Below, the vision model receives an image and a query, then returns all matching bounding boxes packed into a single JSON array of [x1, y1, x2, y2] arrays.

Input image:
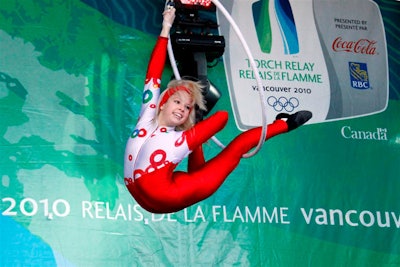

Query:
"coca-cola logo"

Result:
[[332, 37, 377, 55]]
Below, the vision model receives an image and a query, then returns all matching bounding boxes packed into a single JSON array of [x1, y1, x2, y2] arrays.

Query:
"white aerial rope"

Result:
[[166, 0, 268, 158]]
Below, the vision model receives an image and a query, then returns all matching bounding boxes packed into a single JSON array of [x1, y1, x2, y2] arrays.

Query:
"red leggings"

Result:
[[127, 111, 288, 213]]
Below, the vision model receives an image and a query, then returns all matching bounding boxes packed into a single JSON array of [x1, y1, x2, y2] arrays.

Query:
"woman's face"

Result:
[[158, 91, 193, 128]]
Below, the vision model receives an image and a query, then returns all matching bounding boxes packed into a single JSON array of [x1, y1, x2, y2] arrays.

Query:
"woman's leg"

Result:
[[186, 111, 312, 194], [131, 111, 311, 213], [185, 110, 229, 150], [131, 119, 288, 213], [171, 119, 290, 203]]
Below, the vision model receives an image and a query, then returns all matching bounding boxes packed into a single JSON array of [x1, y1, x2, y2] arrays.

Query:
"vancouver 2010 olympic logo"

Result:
[[267, 96, 299, 112]]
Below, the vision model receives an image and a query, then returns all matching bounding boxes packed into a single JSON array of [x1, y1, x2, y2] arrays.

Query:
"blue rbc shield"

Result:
[[349, 62, 370, 90]]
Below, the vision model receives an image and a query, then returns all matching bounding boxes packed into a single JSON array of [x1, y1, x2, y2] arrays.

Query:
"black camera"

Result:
[[170, 0, 225, 62]]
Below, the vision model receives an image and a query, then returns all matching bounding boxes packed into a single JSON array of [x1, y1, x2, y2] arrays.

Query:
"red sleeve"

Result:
[[146, 37, 169, 80], [188, 145, 206, 173]]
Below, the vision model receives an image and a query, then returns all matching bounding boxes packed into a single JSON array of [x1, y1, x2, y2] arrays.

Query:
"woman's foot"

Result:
[[276, 111, 312, 131]]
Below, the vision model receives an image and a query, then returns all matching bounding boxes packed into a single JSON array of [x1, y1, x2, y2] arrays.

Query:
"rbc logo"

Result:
[[349, 62, 370, 89]]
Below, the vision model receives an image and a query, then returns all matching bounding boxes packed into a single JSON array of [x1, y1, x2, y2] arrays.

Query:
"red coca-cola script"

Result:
[[332, 37, 377, 55]]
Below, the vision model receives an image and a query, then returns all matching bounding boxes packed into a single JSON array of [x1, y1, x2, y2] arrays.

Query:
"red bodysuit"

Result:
[[124, 37, 289, 213]]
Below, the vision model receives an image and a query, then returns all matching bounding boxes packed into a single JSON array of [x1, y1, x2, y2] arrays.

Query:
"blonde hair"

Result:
[[157, 78, 207, 131]]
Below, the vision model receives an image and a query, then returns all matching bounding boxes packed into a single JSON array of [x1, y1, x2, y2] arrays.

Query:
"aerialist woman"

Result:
[[124, 7, 312, 214]]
